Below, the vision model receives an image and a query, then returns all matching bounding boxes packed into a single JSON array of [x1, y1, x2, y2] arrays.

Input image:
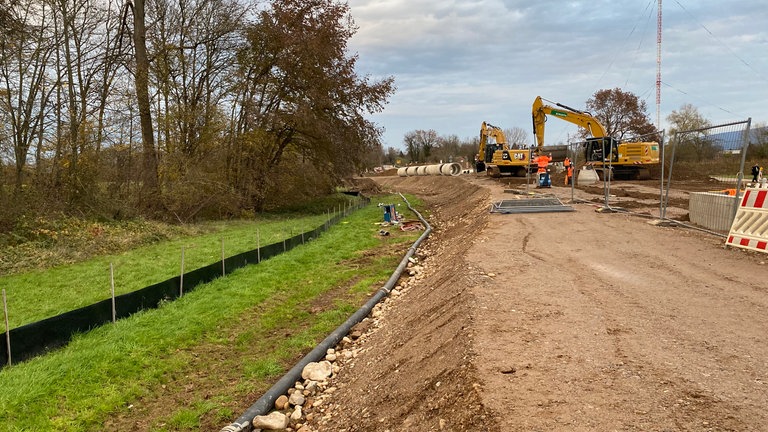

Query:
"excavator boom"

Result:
[[532, 96, 606, 151], [531, 95, 659, 180]]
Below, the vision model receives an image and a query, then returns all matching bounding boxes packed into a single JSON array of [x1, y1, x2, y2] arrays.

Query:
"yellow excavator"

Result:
[[532, 96, 659, 180], [475, 121, 532, 177]]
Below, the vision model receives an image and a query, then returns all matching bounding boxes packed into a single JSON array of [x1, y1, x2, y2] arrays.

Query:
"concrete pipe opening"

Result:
[[440, 163, 462, 176], [397, 167, 408, 177]]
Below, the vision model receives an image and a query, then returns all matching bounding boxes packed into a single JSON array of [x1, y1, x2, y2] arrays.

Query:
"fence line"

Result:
[[662, 119, 752, 231], [567, 120, 755, 236], [0, 197, 369, 368]]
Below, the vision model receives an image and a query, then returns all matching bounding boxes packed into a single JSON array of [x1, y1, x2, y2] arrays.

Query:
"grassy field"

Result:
[[0, 193, 423, 431], [0, 197, 358, 330]]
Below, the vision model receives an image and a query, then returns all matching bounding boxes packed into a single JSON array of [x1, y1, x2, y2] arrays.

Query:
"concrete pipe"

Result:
[[416, 165, 428, 176], [397, 167, 408, 177], [440, 163, 462, 176], [405, 166, 419, 176], [425, 164, 443, 176]]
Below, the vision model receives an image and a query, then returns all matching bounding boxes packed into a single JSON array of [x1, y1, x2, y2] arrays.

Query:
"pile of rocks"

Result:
[[250, 251, 432, 431]]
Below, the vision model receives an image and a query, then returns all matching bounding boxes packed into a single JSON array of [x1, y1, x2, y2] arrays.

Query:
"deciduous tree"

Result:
[[666, 104, 718, 162], [231, 0, 394, 210], [585, 88, 657, 140], [503, 126, 528, 147]]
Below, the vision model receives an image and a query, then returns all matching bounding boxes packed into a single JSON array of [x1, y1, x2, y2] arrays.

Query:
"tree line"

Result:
[[0, 0, 394, 229], [383, 88, 768, 167]]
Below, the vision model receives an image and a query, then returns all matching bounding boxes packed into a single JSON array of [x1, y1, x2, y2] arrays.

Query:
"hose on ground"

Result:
[[219, 192, 431, 432]]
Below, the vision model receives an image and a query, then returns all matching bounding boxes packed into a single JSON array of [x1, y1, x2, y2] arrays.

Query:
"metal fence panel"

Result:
[[663, 119, 752, 233]]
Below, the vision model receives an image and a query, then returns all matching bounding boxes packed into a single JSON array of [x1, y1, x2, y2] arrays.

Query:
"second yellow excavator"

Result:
[[532, 96, 659, 180], [475, 121, 532, 177]]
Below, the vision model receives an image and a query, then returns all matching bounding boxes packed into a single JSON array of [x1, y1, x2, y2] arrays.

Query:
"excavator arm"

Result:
[[531, 96, 607, 151], [480, 121, 507, 148], [531, 95, 660, 180], [477, 121, 507, 170]]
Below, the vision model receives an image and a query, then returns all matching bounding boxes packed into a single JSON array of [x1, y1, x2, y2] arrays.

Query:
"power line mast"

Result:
[[656, 0, 662, 129]]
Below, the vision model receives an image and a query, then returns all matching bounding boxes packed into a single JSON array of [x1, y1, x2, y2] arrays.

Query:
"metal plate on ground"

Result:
[[491, 197, 574, 214]]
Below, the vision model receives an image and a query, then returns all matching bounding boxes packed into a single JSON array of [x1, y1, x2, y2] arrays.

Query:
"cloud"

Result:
[[346, 1, 768, 148]]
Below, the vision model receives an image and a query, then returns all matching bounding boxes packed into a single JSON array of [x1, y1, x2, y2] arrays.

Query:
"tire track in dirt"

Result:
[[304, 175, 768, 432]]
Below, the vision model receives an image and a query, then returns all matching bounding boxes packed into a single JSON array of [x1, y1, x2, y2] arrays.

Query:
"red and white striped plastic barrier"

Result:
[[726, 188, 768, 254]]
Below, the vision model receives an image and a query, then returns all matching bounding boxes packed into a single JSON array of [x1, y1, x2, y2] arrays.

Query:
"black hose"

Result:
[[220, 193, 431, 432]]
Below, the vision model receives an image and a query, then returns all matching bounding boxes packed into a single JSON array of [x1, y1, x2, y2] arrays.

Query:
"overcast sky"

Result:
[[345, 0, 768, 150]]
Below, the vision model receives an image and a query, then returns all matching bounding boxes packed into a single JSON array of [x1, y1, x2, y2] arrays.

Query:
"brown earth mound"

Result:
[[306, 176, 500, 431], [303, 174, 768, 431]]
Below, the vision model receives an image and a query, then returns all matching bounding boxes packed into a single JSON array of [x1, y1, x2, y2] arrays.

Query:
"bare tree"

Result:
[[403, 131, 421, 163], [666, 103, 717, 162], [124, 0, 159, 208], [503, 126, 529, 147], [0, 0, 54, 195]]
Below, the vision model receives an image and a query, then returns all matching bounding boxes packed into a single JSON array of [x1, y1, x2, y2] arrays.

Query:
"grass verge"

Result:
[[0, 207, 349, 330], [0, 194, 424, 432]]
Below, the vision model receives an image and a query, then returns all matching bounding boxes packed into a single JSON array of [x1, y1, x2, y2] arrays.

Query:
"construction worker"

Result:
[[563, 157, 572, 186], [535, 153, 552, 187]]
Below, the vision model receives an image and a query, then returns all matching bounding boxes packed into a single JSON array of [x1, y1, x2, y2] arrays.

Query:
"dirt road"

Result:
[[310, 175, 768, 431]]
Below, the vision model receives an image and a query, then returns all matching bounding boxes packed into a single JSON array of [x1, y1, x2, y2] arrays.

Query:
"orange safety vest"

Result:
[[536, 155, 551, 173]]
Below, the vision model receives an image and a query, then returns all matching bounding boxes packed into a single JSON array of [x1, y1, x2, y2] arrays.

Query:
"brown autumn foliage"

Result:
[[0, 0, 394, 232]]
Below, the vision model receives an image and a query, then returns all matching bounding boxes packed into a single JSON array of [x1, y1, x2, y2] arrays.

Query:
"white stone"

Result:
[[301, 361, 333, 381], [291, 406, 303, 421], [252, 412, 289, 430], [289, 391, 306, 406]]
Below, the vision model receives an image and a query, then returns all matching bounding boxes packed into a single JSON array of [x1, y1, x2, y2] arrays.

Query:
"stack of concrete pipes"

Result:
[[396, 163, 462, 177]]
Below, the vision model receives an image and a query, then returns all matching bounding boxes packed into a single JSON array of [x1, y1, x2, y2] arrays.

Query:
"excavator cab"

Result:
[[484, 143, 503, 163], [583, 137, 619, 163]]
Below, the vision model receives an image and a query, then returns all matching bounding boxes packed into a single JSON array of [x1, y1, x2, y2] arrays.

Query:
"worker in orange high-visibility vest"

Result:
[[564, 157, 572, 185], [535, 153, 551, 173], [534, 153, 552, 187]]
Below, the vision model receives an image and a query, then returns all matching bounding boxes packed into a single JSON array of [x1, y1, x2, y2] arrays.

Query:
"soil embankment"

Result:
[[308, 175, 768, 431]]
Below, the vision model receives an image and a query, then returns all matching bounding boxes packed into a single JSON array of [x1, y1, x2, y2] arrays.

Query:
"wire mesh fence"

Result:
[[0, 197, 370, 367], [564, 119, 756, 236], [662, 119, 752, 232]]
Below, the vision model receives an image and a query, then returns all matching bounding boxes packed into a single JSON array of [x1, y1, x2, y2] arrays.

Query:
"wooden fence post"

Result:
[[110, 263, 116, 323], [3, 289, 10, 366], [180, 246, 185, 297]]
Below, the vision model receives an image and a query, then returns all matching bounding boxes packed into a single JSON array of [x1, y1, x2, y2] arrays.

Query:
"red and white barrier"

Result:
[[726, 188, 768, 254]]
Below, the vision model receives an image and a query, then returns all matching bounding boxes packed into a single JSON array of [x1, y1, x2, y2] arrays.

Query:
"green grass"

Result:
[[0, 211, 348, 330], [0, 194, 422, 432]]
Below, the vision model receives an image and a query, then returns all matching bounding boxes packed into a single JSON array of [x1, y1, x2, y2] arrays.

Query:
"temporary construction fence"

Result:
[[0, 197, 369, 368], [567, 119, 755, 236], [661, 119, 753, 231]]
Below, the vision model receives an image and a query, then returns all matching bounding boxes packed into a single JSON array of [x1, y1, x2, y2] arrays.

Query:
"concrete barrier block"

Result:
[[689, 192, 737, 232]]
